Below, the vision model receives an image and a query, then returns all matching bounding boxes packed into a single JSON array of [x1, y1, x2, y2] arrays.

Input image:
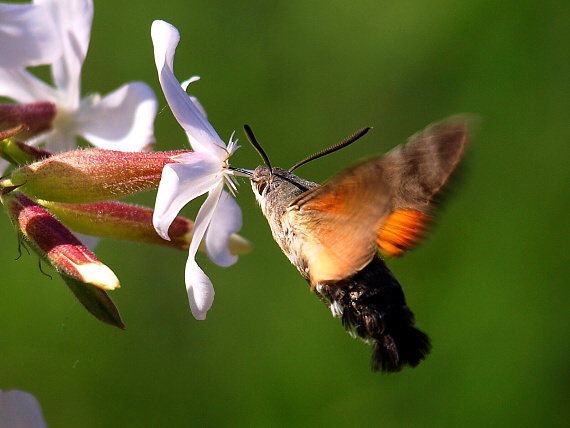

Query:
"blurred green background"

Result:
[[1, 0, 568, 426]]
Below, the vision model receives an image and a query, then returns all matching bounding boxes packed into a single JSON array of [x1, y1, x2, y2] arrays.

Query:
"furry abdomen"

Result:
[[316, 256, 431, 372]]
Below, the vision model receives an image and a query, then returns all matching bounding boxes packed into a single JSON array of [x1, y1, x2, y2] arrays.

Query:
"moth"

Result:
[[241, 116, 470, 372]]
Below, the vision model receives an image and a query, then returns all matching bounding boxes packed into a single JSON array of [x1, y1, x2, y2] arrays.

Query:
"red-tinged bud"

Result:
[[5, 149, 191, 203], [1, 190, 119, 291], [0, 102, 56, 140], [39, 200, 253, 255], [42, 200, 192, 249]]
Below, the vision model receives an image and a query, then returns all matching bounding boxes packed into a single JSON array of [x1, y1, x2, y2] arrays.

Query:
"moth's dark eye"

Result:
[[257, 181, 267, 195]]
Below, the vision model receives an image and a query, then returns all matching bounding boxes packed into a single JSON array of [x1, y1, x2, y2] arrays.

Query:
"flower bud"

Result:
[[39, 200, 253, 254], [5, 149, 191, 203], [1, 190, 119, 291], [0, 102, 56, 139]]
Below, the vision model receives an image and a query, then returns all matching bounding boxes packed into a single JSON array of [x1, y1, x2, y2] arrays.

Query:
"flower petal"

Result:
[[75, 82, 157, 151], [188, 182, 224, 259], [183, 182, 224, 319], [41, 128, 76, 153], [188, 96, 208, 119], [181, 75, 200, 91], [49, 0, 93, 107], [0, 1, 61, 68], [153, 154, 221, 240], [185, 258, 215, 320], [205, 190, 242, 267], [151, 20, 227, 158], [0, 389, 48, 428], [0, 68, 58, 103]]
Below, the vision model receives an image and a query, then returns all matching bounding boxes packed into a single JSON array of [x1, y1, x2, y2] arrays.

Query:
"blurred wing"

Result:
[[288, 115, 471, 284], [375, 209, 431, 257], [287, 158, 392, 284], [376, 115, 470, 256]]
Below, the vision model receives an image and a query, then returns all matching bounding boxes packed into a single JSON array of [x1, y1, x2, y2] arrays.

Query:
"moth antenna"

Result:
[[244, 124, 272, 172], [289, 127, 371, 173]]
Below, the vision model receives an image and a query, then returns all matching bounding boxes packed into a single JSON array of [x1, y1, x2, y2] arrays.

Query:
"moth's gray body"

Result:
[[251, 166, 318, 281]]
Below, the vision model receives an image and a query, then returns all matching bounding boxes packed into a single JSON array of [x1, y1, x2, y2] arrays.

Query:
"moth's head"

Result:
[[244, 124, 370, 210], [251, 165, 271, 201], [251, 166, 299, 203]]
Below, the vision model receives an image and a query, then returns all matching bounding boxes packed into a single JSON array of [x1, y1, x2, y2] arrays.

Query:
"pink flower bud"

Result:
[[43, 200, 192, 249], [39, 200, 253, 254], [0, 102, 56, 140], [1, 190, 119, 291], [6, 149, 191, 203]]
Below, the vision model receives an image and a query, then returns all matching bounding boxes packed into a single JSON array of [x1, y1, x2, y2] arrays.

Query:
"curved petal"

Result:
[[181, 77, 209, 118], [184, 182, 224, 319], [205, 190, 242, 267], [150, 20, 227, 158], [189, 182, 224, 259], [153, 154, 221, 240], [0, 2, 61, 68], [49, 0, 93, 107], [0, 68, 58, 103], [181, 75, 200, 91], [75, 81, 157, 151], [185, 258, 215, 320]]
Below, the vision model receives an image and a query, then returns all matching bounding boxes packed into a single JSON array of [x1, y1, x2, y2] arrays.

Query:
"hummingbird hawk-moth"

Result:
[[242, 116, 470, 372]]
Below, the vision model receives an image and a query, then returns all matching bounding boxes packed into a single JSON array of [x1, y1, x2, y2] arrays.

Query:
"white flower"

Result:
[[0, 389, 48, 428], [151, 20, 245, 320], [0, 0, 60, 68], [0, 0, 158, 173]]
